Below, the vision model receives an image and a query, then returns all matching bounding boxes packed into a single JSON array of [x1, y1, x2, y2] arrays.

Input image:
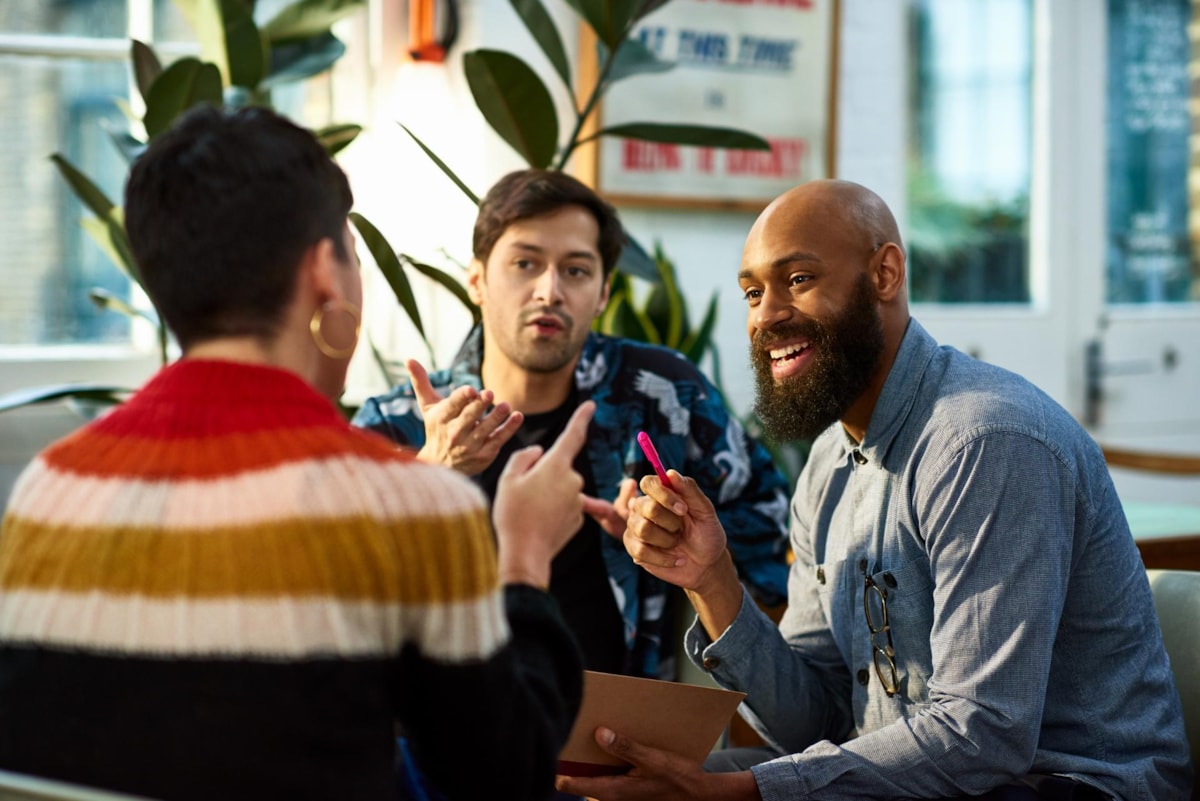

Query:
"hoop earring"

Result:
[[309, 299, 361, 360]]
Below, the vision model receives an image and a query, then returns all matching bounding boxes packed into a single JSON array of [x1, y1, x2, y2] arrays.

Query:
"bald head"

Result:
[[739, 180, 911, 442], [750, 179, 903, 259]]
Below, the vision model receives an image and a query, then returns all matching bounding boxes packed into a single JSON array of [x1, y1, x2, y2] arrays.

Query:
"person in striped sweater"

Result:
[[0, 105, 588, 801]]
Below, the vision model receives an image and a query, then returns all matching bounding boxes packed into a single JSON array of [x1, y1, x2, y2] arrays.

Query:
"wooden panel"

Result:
[[1137, 536, 1200, 572]]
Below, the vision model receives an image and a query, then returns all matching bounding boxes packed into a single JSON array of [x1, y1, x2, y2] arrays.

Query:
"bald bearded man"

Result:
[[557, 180, 1193, 801]]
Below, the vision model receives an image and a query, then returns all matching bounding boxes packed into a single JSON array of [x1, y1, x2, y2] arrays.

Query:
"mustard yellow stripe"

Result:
[[0, 510, 500, 603]]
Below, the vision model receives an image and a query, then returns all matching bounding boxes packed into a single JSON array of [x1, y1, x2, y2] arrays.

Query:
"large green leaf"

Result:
[[221, 0, 267, 88], [51, 155, 142, 282], [80, 216, 139, 283], [604, 270, 632, 305], [680, 292, 719, 364], [88, 287, 158, 327], [563, 0, 643, 51], [398, 124, 479, 206], [174, 0, 265, 88], [143, 58, 223, 139], [349, 212, 431, 350], [598, 287, 659, 344], [589, 122, 771, 150], [315, 123, 361, 156], [634, 0, 672, 22], [464, 49, 559, 169], [508, 0, 572, 92], [131, 40, 163, 103], [402, 255, 481, 325], [600, 37, 674, 85], [644, 243, 686, 347], [50, 153, 115, 219], [263, 0, 364, 44], [615, 229, 659, 281], [173, 0, 224, 73], [114, 96, 139, 124], [100, 120, 146, 164], [262, 31, 346, 87]]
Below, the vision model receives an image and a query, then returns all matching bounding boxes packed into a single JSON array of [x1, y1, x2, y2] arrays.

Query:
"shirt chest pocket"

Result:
[[866, 556, 935, 700]]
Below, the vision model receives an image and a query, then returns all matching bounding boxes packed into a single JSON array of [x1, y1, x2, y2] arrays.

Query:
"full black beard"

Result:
[[751, 273, 885, 443]]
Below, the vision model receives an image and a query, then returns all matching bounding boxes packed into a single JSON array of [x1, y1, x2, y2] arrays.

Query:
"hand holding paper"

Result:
[[555, 671, 750, 800]]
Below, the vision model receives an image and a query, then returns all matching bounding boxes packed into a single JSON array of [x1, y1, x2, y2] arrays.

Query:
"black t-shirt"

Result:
[[478, 391, 628, 674]]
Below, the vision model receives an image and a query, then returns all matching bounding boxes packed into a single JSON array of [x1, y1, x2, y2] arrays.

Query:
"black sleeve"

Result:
[[396, 585, 584, 801]]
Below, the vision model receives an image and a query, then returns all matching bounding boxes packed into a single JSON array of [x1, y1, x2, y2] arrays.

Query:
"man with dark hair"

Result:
[[355, 168, 791, 679], [557, 180, 1193, 801]]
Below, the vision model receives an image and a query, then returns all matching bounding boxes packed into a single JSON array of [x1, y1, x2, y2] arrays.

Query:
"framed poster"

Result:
[[578, 0, 839, 211]]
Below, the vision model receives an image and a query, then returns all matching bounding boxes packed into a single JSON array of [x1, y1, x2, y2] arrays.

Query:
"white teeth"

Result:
[[769, 343, 809, 360]]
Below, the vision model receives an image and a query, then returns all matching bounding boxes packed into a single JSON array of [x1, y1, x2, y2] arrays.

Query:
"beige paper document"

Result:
[[557, 670, 747, 776]]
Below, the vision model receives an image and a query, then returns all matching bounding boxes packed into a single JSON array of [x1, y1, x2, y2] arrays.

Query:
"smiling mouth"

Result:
[[769, 341, 811, 367]]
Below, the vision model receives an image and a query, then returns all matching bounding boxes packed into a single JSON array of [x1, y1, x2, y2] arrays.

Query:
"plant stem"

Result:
[[555, 27, 633, 171]]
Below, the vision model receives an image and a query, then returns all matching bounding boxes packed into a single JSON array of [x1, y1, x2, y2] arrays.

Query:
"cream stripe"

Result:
[[0, 589, 510, 661], [9, 455, 487, 530]]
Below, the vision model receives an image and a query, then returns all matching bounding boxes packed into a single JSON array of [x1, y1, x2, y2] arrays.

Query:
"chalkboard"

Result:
[[1106, 0, 1193, 303]]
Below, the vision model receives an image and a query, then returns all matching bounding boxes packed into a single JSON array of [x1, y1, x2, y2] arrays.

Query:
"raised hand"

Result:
[[493, 401, 595, 589], [623, 471, 729, 592], [408, 358, 524, 475]]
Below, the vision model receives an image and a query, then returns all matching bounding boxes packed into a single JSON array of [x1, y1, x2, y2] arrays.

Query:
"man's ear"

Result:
[[874, 242, 907, 302], [466, 258, 485, 306], [595, 271, 613, 318]]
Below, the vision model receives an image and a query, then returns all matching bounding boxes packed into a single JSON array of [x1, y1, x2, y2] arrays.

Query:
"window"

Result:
[[906, 0, 1033, 304], [0, 0, 192, 348], [1106, 0, 1196, 304]]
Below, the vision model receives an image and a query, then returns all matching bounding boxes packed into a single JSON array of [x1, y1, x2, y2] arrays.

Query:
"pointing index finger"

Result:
[[406, 359, 443, 409], [543, 400, 595, 465]]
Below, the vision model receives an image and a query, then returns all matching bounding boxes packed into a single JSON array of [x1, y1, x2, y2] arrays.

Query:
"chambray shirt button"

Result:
[[702, 657, 720, 671], [852, 449, 868, 465], [883, 572, 897, 588], [856, 668, 870, 686], [816, 567, 825, 584]]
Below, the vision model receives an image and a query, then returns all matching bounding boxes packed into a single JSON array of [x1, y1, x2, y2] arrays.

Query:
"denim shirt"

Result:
[[354, 326, 791, 678], [687, 319, 1192, 800]]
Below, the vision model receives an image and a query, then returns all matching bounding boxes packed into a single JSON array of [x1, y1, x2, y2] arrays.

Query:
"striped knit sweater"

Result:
[[0, 359, 582, 801]]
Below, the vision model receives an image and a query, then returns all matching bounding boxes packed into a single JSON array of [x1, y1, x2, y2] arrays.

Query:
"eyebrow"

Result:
[[509, 242, 599, 262], [738, 251, 821, 281]]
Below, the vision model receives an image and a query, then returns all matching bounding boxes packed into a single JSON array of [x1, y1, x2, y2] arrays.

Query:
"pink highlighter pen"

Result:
[[636, 431, 675, 491]]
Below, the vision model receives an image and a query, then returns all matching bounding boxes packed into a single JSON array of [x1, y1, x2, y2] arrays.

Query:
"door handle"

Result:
[[1083, 339, 1178, 427]]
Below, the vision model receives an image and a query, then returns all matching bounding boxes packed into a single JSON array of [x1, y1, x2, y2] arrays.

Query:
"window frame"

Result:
[[0, 1, 198, 373]]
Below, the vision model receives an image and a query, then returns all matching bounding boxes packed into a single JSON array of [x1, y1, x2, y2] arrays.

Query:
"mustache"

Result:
[[752, 320, 823, 350], [519, 307, 573, 328]]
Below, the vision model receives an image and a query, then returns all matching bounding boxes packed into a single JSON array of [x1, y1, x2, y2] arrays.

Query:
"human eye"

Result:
[[741, 286, 762, 305], [788, 273, 813, 290], [564, 263, 594, 280]]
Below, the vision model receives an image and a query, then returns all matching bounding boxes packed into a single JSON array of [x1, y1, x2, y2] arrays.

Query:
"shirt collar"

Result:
[[838, 317, 938, 465]]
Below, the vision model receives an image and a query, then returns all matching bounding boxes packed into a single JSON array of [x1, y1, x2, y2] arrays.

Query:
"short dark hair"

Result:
[[124, 104, 353, 349], [472, 169, 624, 277]]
